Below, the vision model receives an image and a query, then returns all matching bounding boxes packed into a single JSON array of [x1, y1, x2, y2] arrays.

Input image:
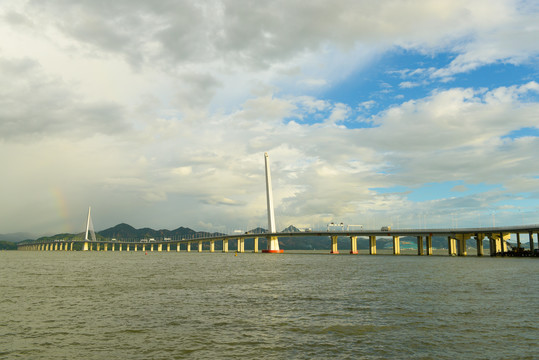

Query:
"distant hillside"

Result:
[[0, 241, 18, 250], [97, 223, 222, 241]]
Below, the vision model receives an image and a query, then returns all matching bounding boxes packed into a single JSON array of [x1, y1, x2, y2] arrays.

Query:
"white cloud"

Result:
[[399, 81, 420, 89], [1, 0, 538, 235]]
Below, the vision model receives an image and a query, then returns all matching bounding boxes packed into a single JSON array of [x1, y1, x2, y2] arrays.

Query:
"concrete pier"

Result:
[[198, 241, 202, 252], [222, 239, 228, 253], [238, 238, 245, 253], [350, 236, 358, 254], [187, 242, 191, 252], [476, 234, 484, 256], [210, 240, 215, 252], [426, 235, 432, 255], [448, 237, 456, 256], [254, 237, 258, 253], [330, 235, 339, 254], [392, 236, 400, 255], [369, 236, 377, 255], [417, 236, 424, 256]]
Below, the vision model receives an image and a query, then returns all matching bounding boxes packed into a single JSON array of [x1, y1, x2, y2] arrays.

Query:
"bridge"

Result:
[[17, 153, 539, 256], [17, 224, 539, 256]]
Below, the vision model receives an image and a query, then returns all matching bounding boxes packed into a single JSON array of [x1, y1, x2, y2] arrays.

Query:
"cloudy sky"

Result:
[[1, 0, 538, 236]]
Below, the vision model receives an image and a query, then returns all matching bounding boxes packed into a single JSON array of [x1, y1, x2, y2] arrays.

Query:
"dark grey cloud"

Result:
[[24, 0, 495, 71]]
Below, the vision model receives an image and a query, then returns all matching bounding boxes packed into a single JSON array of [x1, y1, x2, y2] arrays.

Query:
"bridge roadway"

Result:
[[18, 224, 539, 256]]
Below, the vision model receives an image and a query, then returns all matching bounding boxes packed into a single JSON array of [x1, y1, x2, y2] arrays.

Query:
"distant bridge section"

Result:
[[18, 224, 539, 257]]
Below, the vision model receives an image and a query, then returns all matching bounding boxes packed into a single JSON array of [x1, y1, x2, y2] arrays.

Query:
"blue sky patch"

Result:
[[502, 127, 539, 139]]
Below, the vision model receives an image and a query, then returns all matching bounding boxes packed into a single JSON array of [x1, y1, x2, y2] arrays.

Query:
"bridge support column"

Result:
[[126, 243, 130, 252], [58, 243, 63, 251], [83, 242, 89, 251], [112, 243, 115, 251], [458, 238, 466, 256], [187, 242, 191, 252], [488, 236, 498, 256], [167, 243, 170, 252], [104, 243, 108, 251], [369, 236, 376, 254], [176, 243, 180, 252], [330, 235, 339, 254], [455, 235, 468, 256], [54, 243, 58, 251], [238, 238, 245, 253], [198, 241, 202, 252], [96, 243, 101, 251], [350, 236, 358, 254], [134, 244, 137, 252], [426, 235, 433, 255], [516, 233, 521, 251], [501, 232, 508, 254], [118, 243, 122, 252], [158, 243, 162, 252], [529, 232, 535, 252], [448, 237, 456, 256], [417, 236, 424, 256], [263, 236, 283, 253], [222, 239, 228, 253], [210, 240, 215, 253], [393, 236, 400, 255], [254, 237, 258, 253], [476, 234, 484, 256]]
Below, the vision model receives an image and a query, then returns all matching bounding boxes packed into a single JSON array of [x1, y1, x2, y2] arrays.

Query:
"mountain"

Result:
[[97, 223, 221, 241], [281, 225, 301, 233]]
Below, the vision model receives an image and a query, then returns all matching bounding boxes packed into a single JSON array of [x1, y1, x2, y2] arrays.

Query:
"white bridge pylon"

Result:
[[84, 206, 97, 242], [263, 152, 283, 253]]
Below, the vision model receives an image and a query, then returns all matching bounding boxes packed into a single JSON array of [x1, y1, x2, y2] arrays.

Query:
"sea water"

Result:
[[0, 251, 537, 359]]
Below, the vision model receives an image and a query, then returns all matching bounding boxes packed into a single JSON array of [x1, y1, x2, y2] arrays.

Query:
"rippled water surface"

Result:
[[1, 251, 537, 359]]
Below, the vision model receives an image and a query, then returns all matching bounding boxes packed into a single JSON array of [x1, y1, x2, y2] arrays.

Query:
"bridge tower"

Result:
[[262, 152, 283, 253], [82, 206, 96, 251]]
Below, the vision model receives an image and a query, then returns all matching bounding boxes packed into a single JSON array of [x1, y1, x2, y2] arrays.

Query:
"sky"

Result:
[[1, 0, 538, 236]]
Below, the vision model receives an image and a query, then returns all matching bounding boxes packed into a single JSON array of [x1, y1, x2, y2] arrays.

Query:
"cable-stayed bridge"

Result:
[[18, 153, 539, 257]]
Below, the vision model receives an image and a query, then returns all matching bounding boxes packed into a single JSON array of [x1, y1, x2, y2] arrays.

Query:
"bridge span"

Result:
[[18, 225, 539, 257], [15, 154, 539, 256]]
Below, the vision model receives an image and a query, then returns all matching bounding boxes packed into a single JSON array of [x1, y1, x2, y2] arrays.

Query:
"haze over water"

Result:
[[1, 251, 537, 359]]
